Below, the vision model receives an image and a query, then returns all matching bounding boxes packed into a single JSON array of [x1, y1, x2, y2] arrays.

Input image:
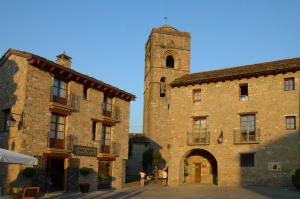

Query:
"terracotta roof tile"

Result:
[[171, 57, 300, 87]]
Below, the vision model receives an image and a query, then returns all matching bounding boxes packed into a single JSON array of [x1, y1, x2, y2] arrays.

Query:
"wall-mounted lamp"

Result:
[[7, 112, 24, 129]]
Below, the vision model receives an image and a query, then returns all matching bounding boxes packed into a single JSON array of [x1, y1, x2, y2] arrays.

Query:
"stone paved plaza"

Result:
[[96, 184, 299, 199]]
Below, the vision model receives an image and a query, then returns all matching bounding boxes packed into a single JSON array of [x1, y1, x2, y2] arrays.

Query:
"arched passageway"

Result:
[[182, 149, 218, 185]]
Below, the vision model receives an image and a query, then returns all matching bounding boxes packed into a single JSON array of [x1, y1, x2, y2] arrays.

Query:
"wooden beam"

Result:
[[50, 66, 55, 72]]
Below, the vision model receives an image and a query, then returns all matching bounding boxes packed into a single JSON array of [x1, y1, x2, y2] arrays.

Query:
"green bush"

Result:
[[80, 167, 92, 176], [292, 167, 300, 189], [23, 167, 36, 178], [294, 168, 300, 178]]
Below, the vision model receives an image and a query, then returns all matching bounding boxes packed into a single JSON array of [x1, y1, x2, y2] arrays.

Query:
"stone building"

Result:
[[126, 133, 150, 177], [0, 49, 135, 193], [143, 25, 300, 186]]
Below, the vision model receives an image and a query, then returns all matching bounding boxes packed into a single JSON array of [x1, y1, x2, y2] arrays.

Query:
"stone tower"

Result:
[[143, 25, 191, 162]]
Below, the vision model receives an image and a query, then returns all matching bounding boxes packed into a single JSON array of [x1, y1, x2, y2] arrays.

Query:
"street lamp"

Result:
[[7, 112, 24, 129]]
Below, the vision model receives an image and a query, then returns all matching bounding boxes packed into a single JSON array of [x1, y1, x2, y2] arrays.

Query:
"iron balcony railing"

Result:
[[48, 132, 65, 149], [99, 141, 120, 156], [233, 128, 260, 144], [187, 131, 210, 145], [101, 103, 121, 121], [50, 86, 69, 106]]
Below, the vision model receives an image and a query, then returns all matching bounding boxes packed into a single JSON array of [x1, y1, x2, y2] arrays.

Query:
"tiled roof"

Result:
[[0, 49, 135, 101], [171, 57, 300, 87]]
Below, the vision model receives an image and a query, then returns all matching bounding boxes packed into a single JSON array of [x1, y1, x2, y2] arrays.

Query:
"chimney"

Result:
[[56, 51, 72, 68]]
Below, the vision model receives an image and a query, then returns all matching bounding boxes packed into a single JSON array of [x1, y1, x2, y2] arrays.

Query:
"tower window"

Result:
[[166, 55, 174, 68], [160, 77, 166, 97], [239, 84, 248, 101]]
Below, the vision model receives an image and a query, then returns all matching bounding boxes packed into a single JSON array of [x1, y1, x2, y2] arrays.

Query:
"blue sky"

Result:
[[1, 0, 300, 133]]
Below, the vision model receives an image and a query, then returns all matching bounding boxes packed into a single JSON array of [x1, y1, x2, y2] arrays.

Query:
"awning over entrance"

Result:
[[0, 148, 38, 165]]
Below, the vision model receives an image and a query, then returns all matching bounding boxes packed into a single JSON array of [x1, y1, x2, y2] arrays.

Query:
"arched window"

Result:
[[166, 55, 174, 68], [160, 77, 166, 97]]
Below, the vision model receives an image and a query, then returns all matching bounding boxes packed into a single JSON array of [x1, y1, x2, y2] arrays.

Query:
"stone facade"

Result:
[[126, 134, 150, 177], [0, 49, 135, 194], [143, 25, 300, 187]]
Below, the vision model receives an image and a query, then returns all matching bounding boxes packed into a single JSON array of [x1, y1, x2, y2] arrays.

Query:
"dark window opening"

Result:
[[1, 109, 11, 132], [286, 116, 296, 130], [240, 84, 248, 101], [284, 78, 295, 91], [92, 121, 97, 140], [103, 95, 112, 117], [166, 55, 174, 68], [50, 113, 65, 149], [100, 125, 111, 153], [160, 77, 166, 97], [83, 86, 88, 100], [240, 153, 255, 167]]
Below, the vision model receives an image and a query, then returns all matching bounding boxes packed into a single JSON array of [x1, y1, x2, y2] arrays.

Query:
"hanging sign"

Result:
[[73, 145, 97, 157]]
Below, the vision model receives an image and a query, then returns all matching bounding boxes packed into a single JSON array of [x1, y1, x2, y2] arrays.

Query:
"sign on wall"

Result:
[[73, 145, 97, 157]]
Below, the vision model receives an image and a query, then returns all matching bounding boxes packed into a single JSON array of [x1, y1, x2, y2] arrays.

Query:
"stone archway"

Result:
[[181, 149, 218, 185]]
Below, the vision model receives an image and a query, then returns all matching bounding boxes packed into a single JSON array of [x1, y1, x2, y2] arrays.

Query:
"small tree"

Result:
[[142, 148, 153, 172], [292, 167, 300, 189], [152, 150, 165, 168]]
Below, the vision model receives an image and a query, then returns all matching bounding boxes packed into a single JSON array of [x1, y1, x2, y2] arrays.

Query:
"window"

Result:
[[166, 55, 174, 68], [101, 125, 111, 146], [286, 116, 296, 130], [53, 78, 67, 98], [284, 78, 295, 91], [92, 121, 97, 140], [160, 77, 166, 97], [52, 78, 68, 105], [83, 86, 88, 100], [193, 89, 201, 105], [50, 113, 65, 149], [103, 95, 112, 117], [1, 109, 11, 132], [239, 84, 248, 101], [240, 114, 256, 141], [240, 153, 255, 167], [193, 117, 207, 142]]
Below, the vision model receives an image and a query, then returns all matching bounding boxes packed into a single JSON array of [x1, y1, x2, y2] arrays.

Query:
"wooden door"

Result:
[[195, 163, 201, 183]]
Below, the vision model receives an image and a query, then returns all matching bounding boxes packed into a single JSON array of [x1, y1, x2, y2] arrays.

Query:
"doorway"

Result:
[[47, 157, 65, 191], [98, 161, 112, 189], [195, 163, 201, 183], [182, 149, 218, 185]]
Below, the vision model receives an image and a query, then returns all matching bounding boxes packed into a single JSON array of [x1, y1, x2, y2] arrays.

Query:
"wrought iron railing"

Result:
[[99, 141, 120, 156], [50, 86, 69, 105], [233, 128, 260, 144], [187, 131, 210, 145], [101, 103, 121, 121], [49, 137, 65, 149]]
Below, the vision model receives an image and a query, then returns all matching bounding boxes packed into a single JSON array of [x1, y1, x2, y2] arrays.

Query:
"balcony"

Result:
[[99, 141, 120, 157], [233, 128, 260, 144], [49, 138, 65, 149], [49, 86, 73, 115], [100, 103, 121, 124], [50, 86, 69, 105], [187, 131, 210, 145]]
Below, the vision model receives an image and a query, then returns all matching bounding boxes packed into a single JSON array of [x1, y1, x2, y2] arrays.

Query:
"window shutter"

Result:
[[71, 93, 80, 111]]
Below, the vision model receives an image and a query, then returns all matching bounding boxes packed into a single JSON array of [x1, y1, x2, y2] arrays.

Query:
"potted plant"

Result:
[[79, 167, 92, 193], [292, 167, 300, 189]]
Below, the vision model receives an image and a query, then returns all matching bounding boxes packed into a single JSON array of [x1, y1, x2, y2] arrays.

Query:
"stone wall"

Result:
[[0, 54, 131, 193], [168, 72, 300, 186], [143, 26, 191, 164]]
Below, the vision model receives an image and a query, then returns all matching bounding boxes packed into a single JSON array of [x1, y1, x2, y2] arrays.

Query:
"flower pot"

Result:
[[79, 183, 90, 193]]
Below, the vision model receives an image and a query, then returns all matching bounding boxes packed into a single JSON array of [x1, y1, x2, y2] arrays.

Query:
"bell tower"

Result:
[[143, 25, 191, 160]]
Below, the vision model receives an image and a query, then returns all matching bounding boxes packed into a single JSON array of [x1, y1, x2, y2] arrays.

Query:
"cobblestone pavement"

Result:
[[99, 184, 300, 199]]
